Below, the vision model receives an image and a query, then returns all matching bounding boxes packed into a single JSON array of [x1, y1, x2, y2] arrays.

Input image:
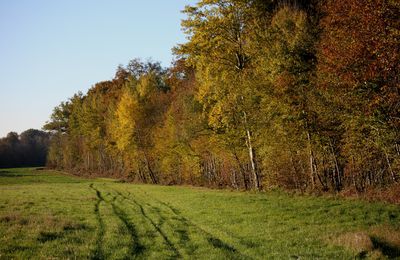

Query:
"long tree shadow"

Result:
[[89, 183, 105, 260], [371, 236, 400, 258], [127, 191, 195, 255], [110, 201, 145, 256], [115, 188, 253, 259], [137, 190, 252, 260], [0, 171, 35, 177], [90, 184, 145, 259], [111, 189, 181, 258]]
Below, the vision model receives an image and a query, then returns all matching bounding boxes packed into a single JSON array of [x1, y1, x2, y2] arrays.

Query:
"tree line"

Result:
[[0, 130, 50, 168], [44, 0, 399, 192]]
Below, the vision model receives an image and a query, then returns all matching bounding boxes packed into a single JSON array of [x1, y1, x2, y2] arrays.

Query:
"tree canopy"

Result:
[[44, 0, 399, 192]]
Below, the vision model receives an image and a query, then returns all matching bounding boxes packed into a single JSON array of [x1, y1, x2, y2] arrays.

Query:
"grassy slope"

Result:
[[0, 168, 399, 259]]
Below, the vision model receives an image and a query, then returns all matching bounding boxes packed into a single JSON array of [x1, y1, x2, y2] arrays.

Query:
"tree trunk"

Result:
[[246, 127, 259, 190], [233, 152, 248, 190], [231, 170, 238, 189], [242, 110, 260, 190], [329, 140, 342, 191], [289, 153, 300, 190], [143, 151, 157, 184], [306, 131, 316, 190], [384, 150, 396, 182]]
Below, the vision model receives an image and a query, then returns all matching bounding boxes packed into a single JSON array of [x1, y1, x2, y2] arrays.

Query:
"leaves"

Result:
[[44, 0, 399, 191]]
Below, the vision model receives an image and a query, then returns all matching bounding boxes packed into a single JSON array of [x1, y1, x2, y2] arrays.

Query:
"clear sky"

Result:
[[0, 0, 197, 137]]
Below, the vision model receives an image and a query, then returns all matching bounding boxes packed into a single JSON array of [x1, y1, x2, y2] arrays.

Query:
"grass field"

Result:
[[0, 168, 399, 259]]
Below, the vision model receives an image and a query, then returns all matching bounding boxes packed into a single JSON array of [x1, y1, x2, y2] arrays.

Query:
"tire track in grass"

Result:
[[89, 183, 105, 260], [134, 187, 252, 260], [90, 184, 145, 258], [110, 188, 182, 258]]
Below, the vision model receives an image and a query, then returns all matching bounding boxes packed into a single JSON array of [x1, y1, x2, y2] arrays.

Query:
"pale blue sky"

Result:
[[0, 0, 196, 137]]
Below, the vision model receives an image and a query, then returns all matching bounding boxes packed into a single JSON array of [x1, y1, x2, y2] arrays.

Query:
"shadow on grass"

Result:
[[90, 184, 146, 258], [140, 193, 252, 259], [5, 245, 32, 254], [112, 189, 180, 258], [0, 170, 45, 178], [371, 236, 400, 258], [37, 222, 88, 243], [0, 171, 30, 177], [111, 202, 146, 256], [37, 231, 62, 243], [164, 203, 249, 259], [207, 237, 237, 252], [63, 222, 88, 232], [90, 183, 106, 260]]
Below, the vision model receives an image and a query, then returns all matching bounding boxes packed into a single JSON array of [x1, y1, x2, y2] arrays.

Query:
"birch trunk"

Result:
[[243, 110, 260, 190], [384, 150, 396, 182]]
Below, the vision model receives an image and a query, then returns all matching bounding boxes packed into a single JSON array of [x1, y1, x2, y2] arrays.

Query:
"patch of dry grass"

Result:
[[331, 232, 374, 257], [329, 225, 400, 258]]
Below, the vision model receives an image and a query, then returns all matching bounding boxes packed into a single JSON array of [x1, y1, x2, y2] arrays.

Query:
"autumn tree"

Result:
[[44, 0, 398, 194], [176, 0, 270, 189], [317, 0, 400, 190]]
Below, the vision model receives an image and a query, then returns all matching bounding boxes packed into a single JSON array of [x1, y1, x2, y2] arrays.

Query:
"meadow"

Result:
[[0, 168, 399, 259]]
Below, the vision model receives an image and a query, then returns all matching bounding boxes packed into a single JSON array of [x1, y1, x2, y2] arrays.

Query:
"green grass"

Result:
[[0, 168, 399, 259]]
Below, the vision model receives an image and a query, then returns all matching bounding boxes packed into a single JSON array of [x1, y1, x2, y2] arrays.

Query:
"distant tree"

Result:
[[0, 130, 50, 168]]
